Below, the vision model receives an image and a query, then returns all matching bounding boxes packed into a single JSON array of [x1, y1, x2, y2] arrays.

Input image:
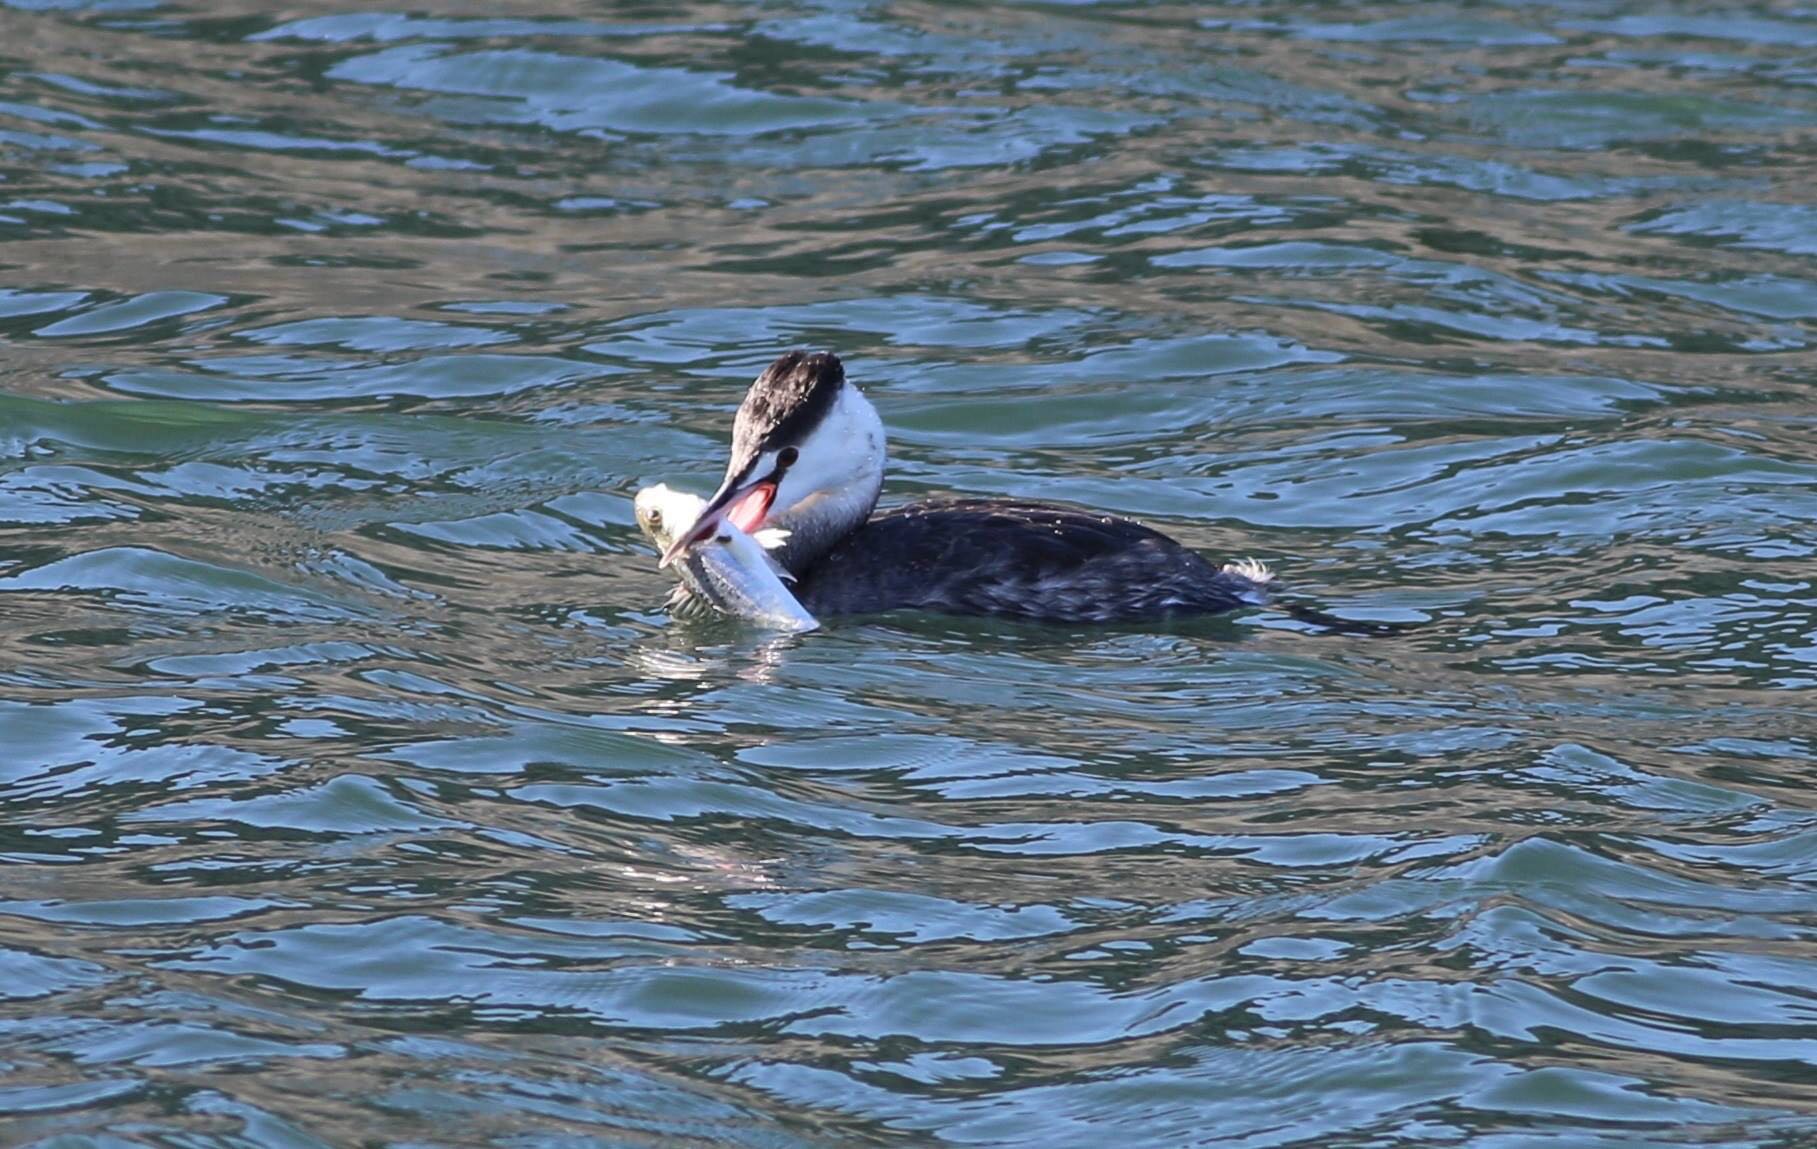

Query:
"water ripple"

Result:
[[2, 1, 1815, 1146]]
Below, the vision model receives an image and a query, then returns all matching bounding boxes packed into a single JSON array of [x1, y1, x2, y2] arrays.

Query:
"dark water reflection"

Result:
[[2, 1, 1816, 1145]]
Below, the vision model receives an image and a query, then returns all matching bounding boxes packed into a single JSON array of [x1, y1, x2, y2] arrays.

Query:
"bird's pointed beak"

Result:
[[657, 475, 777, 568]]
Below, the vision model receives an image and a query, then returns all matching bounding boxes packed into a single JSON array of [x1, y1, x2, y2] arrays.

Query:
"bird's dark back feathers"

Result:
[[794, 499, 1262, 623]]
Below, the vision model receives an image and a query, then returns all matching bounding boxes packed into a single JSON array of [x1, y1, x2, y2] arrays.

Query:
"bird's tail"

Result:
[[1219, 558, 1275, 606], [1222, 558, 1419, 636]]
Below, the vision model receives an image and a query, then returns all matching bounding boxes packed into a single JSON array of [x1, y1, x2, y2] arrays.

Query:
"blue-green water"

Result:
[[3, 2, 1815, 1145]]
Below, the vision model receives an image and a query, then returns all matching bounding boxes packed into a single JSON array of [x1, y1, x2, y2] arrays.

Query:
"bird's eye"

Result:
[[777, 446, 799, 468]]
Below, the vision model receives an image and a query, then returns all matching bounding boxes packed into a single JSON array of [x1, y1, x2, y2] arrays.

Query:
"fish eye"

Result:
[[777, 446, 799, 468], [646, 507, 661, 524]]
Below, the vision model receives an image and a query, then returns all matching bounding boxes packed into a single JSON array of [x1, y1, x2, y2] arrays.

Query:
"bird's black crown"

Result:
[[732, 350, 846, 458]]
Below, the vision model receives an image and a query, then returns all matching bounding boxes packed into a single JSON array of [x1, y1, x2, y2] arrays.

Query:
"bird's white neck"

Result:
[[764, 384, 886, 574]]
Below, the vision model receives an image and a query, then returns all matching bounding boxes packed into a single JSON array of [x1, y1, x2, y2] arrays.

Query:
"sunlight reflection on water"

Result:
[[1, 1, 1815, 1145]]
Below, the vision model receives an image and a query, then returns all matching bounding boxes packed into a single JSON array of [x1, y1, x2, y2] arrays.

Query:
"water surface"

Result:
[[2, 2, 1815, 1146]]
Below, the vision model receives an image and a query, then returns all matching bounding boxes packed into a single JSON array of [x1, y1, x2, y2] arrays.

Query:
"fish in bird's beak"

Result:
[[657, 466, 777, 568]]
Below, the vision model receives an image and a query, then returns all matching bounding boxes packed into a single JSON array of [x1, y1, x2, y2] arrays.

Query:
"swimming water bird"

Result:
[[662, 350, 1274, 624]]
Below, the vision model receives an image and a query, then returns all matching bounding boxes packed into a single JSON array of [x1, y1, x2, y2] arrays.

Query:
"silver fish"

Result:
[[634, 483, 818, 633]]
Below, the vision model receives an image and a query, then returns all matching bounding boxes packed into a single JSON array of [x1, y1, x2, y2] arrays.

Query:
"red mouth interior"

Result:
[[725, 481, 776, 534]]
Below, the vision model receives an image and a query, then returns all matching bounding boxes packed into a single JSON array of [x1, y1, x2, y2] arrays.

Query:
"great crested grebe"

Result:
[[661, 350, 1272, 624]]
